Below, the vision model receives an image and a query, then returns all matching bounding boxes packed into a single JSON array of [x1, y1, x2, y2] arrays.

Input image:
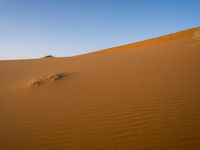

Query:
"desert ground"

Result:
[[0, 27, 200, 150]]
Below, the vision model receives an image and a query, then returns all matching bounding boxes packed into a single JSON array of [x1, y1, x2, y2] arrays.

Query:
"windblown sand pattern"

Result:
[[0, 27, 200, 150]]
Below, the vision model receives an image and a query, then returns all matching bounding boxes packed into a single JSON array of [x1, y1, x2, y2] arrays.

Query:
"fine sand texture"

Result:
[[0, 27, 200, 150]]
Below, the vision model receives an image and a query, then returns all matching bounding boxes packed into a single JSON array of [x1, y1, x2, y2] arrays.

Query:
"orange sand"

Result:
[[0, 27, 200, 150]]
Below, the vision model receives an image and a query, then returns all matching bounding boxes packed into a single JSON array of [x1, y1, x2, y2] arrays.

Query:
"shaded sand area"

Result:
[[0, 27, 200, 150]]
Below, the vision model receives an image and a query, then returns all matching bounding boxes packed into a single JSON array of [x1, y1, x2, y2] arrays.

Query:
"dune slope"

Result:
[[0, 27, 200, 150]]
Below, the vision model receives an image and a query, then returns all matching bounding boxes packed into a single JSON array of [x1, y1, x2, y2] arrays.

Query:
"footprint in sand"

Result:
[[31, 72, 70, 87]]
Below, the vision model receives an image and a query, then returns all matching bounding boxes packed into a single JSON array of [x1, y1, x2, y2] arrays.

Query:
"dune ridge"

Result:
[[0, 27, 200, 150], [92, 26, 200, 54]]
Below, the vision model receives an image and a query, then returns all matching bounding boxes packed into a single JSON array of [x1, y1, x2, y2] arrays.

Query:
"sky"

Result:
[[0, 0, 199, 60]]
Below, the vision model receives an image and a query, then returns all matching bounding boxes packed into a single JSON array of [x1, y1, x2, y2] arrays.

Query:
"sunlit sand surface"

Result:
[[0, 27, 200, 150]]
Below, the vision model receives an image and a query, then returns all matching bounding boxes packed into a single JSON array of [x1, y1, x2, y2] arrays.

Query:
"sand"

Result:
[[0, 27, 200, 150]]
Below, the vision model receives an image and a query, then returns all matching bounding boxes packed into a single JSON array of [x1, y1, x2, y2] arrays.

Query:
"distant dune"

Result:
[[0, 27, 200, 150]]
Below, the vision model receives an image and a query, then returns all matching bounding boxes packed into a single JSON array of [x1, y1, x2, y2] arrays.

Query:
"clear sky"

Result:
[[0, 0, 199, 60]]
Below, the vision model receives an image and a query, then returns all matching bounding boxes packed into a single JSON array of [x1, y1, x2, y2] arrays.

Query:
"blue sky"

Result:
[[0, 0, 199, 59]]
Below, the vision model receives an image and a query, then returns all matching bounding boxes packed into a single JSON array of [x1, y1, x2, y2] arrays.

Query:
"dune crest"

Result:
[[92, 27, 200, 54]]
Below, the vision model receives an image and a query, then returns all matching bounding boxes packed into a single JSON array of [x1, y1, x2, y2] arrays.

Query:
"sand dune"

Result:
[[0, 27, 200, 150]]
